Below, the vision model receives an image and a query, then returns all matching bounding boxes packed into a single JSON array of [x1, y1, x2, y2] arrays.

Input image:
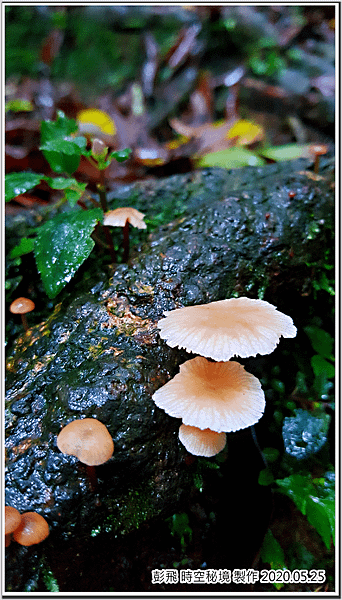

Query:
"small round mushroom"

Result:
[[13, 512, 49, 546], [57, 418, 114, 491], [179, 424, 226, 457], [5, 506, 22, 547], [9, 297, 35, 332], [157, 297, 296, 362], [152, 356, 265, 433], [103, 207, 147, 262]]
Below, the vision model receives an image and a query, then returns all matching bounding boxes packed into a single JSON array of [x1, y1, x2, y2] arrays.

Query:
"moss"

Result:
[[306, 221, 321, 241], [91, 478, 156, 537]]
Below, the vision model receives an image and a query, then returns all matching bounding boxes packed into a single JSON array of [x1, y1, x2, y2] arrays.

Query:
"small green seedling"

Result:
[[167, 512, 192, 550], [6, 111, 132, 299]]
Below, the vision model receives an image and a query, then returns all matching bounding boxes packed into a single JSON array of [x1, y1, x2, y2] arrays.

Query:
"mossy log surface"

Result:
[[5, 160, 334, 590]]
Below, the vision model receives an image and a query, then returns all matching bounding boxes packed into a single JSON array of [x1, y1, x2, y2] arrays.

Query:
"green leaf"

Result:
[[44, 177, 87, 207], [262, 447, 280, 463], [72, 136, 88, 150], [5, 172, 44, 202], [261, 529, 287, 569], [167, 513, 192, 548], [306, 496, 334, 549], [276, 472, 335, 548], [320, 498, 335, 544], [271, 378, 285, 394], [40, 137, 87, 174], [40, 110, 78, 144], [34, 208, 103, 298], [41, 149, 81, 175], [9, 237, 35, 258], [259, 144, 312, 162], [64, 183, 87, 207], [45, 176, 79, 190], [197, 147, 265, 169], [276, 474, 313, 514], [5, 99, 34, 112], [110, 148, 132, 163], [304, 326, 334, 359], [41, 137, 86, 155], [313, 272, 335, 296], [260, 529, 286, 588], [40, 112, 87, 174], [258, 468, 274, 486], [311, 355, 335, 379]]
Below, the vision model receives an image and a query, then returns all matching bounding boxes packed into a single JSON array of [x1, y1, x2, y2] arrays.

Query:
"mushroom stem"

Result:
[[21, 314, 29, 332], [122, 219, 130, 262], [86, 465, 98, 492], [310, 144, 328, 175]]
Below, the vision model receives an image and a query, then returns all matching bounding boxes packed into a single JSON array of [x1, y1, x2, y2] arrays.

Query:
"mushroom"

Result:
[[9, 297, 35, 332], [103, 207, 147, 262], [309, 144, 328, 174], [5, 506, 22, 547], [157, 297, 296, 362], [179, 424, 226, 457], [152, 356, 265, 433], [57, 418, 114, 491], [13, 512, 49, 546]]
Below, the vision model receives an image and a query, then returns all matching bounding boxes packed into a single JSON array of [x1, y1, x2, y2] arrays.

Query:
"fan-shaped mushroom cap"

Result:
[[158, 297, 296, 361], [5, 506, 22, 535], [152, 356, 265, 433], [179, 424, 226, 457], [103, 207, 147, 229], [13, 512, 49, 546], [9, 297, 35, 315], [57, 418, 114, 466]]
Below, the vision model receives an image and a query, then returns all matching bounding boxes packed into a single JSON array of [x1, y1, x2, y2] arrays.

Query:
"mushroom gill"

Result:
[[152, 356, 265, 433], [179, 424, 227, 457], [157, 297, 297, 362]]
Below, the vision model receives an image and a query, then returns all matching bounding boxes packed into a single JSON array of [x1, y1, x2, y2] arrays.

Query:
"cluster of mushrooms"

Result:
[[5, 506, 49, 547], [152, 297, 297, 457], [7, 295, 296, 547]]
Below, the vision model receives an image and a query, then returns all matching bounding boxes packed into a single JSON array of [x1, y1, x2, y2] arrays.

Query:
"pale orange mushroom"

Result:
[[309, 144, 328, 174], [57, 418, 114, 491], [152, 356, 265, 433], [13, 512, 49, 546], [157, 297, 296, 362], [103, 207, 146, 229], [103, 207, 146, 262], [57, 418, 114, 466], [179, 424, 226, 457], [5, 506, 22, 547], [9, 297, 35, 332]]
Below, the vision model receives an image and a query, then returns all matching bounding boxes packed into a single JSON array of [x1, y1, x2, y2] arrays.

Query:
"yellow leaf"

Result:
[[226, 119, 264, 145], [166, 135, 190, 150], [77, 108, 116, 136]]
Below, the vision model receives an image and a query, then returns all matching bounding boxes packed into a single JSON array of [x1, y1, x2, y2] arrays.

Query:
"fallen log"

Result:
[[5, 160, 334, 590]]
